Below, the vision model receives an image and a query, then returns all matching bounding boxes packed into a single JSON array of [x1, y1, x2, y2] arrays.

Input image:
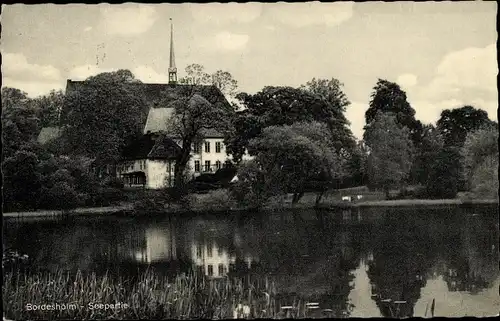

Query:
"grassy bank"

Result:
[[2, 269, 337, 320]]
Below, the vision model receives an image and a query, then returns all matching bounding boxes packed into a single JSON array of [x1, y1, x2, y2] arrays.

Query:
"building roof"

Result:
[[37, 126, 62, 144], [63, 80, 230, 139], [121, 133, 181, 161], [144, 107, 175, 134]]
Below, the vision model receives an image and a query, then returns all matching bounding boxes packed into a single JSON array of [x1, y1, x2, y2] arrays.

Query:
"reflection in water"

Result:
[[4, 205, 499, 317]]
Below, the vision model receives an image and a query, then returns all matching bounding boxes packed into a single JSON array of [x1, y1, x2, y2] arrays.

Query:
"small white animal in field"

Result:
[[341, 196, 352, 202], [357, 195, 363, 200]]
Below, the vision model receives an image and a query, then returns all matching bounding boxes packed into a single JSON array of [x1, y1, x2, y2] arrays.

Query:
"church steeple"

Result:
[[168, 18, 177, 84]]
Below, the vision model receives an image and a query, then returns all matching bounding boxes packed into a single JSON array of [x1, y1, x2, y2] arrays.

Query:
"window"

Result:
[[193, 143, 201, 154], [215, 142, 222, 153], [196, 245, 202, 258], [207, 243, 213, 257], [207, 265, 213, 276], [217, 245, 223, 256], [215, 161, 221, 170], [218, 264, 224, 276], [204, 141, 211, 153], [194, 160, 200, 172], [205, 160, 211, 172]]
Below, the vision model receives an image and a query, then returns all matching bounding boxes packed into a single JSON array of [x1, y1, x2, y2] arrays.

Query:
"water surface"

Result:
[[4, 205, 499, 317]]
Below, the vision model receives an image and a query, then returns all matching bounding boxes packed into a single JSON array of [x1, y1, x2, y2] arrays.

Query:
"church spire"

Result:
[[168, 18, 177, 84]]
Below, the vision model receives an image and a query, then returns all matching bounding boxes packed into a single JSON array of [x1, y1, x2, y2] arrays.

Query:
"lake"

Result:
[[3, 205, 499, 318]]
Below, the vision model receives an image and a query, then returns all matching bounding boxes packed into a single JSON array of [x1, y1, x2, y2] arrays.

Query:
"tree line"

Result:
[[2, 65, 498, 212]]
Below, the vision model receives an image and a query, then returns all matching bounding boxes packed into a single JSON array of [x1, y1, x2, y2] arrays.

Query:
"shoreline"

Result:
[[3, 198, 497, 220]]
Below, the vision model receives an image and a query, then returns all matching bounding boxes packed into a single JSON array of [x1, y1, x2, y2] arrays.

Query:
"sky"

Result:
[[1, 2, 497, 139]]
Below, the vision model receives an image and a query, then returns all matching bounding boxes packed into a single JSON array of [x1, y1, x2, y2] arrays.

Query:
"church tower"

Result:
[[168, 18, 177, 84]]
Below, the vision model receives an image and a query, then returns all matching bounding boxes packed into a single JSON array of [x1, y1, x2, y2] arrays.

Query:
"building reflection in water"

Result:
[[118, 220, 177, 265]]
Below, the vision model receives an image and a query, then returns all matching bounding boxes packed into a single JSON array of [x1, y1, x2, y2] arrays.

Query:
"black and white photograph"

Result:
[[1, 1, 499, 319]]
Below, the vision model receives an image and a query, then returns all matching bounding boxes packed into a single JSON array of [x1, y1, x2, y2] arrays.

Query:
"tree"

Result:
[[179, 64, 239, 99], [437, 106, 493, 148], [461, 127, 499, 199], [160, 90, 233, 188], [31, 89, 65, 128], [226, 85, 355, 162], [365, 79, 422, 145], [249, 121, 346, 205], [1, 87, 40, 160], [211, 70, 238, 99], [62, 70, 148, 167], [410, 124, 444, 186], [363, 112, 413, 199], [300, 77, 356, 151], [426, 146, 462, 199], [2, 150, 42, 211]]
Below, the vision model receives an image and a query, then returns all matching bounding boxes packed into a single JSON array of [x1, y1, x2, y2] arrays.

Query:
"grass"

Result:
[[2, 269, 339, 320]]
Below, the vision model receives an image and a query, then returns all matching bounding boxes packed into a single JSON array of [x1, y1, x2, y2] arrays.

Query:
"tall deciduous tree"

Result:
[[1, 87, 40, 160], [249, 121, 346, 205], [437, 106, 493, 148], [160, 90, 233, 188], [426, 146, 462, 199], [411, 124, 444, 186], [226, 84, 355, 162], [62, 70, 148, 166], [363, 112, 413, 199], [461, 126, 499, 199], [365, 79, 422, 145]]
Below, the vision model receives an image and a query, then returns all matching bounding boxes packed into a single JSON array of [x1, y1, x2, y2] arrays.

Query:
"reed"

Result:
[[3, 269, 325, 320]]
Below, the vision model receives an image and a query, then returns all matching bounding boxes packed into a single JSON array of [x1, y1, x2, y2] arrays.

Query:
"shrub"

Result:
[[193, 189, 236, 212], [102, 176, 125, 189], [89, 187, 125, 207], [38, 182, 82, 210]]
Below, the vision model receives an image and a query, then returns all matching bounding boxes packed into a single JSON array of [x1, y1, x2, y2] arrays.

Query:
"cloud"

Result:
[[397, 73, 418, 89], [2, 53, 63, 97], [3, 53, 61, 82], [405, 43, 498, 125], [68, 64, 115, 80], [214, 31, 249, 51], [268, 1, 354, 27], [420, 44, 497, 101], [189, 3, 262, 24], [132, 66, 168, 83], [83, 26, 93, 32], [100, 4, 157, 36], [2, 77, 64, 98]]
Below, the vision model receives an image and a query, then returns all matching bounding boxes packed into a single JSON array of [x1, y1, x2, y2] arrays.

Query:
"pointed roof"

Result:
[[169, 19, 176, 72], [121, 133, 181, 161]]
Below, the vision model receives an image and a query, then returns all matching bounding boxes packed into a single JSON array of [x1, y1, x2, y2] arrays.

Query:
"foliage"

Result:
[[437, 106, 493, 148], [248, 121, 346, 204], [365, 79, 422, 145], [461, 127, 499, 199], [38, 182, 82, 210], [2, 269, 322, 320], [344, 141, 369, 187], [1, 87, 40, 160], [192, 189, 237, 212], [230, 160, 272, 209], [2, 150, 42, 211], [410, 124, 444, 185], [425, 146, 462, 199], [62, 70, 148, 165], [31, 90, 65, 127], [160, 89, 233, 188], [226, 83, 355, 162], [363, 112, 413, 198], [178, 63, 239, 99]]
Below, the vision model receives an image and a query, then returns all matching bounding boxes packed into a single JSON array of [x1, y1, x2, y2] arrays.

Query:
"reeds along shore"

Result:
[[2, 269, 341, 320]]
